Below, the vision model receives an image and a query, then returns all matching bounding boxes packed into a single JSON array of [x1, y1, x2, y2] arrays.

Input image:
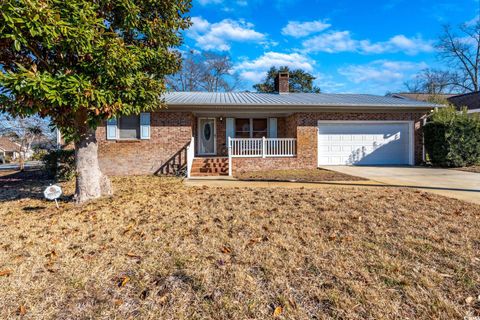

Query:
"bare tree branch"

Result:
[[436, 20, 480, 92], [167, 51, 239, 92]]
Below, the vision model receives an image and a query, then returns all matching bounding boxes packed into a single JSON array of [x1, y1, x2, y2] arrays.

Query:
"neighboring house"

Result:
[[447, 91, 480, 116], [389, 93, 455, 103], [97, 73, 438, 177], [0, 137, 21, 164]]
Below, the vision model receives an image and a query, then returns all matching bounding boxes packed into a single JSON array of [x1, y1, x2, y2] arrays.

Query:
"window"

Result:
[[119, 115, 140, 139], [235, 118, 250, 138], [235, 118, 268, 138], [252, 119, 268, 138]]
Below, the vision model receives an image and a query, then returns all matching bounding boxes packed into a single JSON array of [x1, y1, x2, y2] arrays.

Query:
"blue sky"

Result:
[[182, 0, 479, 94]]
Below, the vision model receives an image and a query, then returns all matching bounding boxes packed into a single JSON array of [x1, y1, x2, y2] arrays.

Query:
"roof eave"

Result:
[[164, 103, 437, 111]]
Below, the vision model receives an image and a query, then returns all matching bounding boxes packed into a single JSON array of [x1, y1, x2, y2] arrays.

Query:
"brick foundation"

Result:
[[232, 157, 310, 174]]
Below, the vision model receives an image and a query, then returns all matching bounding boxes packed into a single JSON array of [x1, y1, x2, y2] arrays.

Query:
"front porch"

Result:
[[193, 115, 296, 157], [187, 136, 298, 177], [155, 114, 298, 177], [184, 115, 298, 177]]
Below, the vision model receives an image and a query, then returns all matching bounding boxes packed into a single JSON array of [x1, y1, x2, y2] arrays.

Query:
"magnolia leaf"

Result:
[[0, 269, 12, 277], [119, 276, 130, 287], [220, 246, 232, 254], [126, 252, 141, 259], [14, 40, 20, 51], [17, 305, 27, 316], [273, 306, 282, 317]]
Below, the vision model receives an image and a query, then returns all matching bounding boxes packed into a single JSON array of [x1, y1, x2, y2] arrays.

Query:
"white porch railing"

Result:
[[228, 137, 296, 176], [229, 137, 296, 158], [186, 136, 195, 178]]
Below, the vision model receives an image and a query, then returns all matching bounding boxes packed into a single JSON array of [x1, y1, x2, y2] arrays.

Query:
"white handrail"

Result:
[[229, 138, 296, 158], [228, 136, 232, 176], [186, 136, 195, 178]]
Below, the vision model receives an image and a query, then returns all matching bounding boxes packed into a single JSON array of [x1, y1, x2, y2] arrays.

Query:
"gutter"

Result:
[[162, 104, 437, 113]]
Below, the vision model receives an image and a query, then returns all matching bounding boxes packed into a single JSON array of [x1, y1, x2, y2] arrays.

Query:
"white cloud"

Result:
[[313, 73, 346, 92], [302, 31, 434, 55], [362, 35, 435, 55], [187, 17, 265, 51], [234, 51, 315, 83], [302, 31, 357, 53], [281, 20, 331, 38], [190, 16, 210, 33], [338, 60, 428, 84], [197, 0, 248, 7], [197, 0, 223, 5]]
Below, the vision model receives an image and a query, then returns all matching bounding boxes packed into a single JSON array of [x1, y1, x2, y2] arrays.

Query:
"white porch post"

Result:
[[228, 137, 232, 177], [186, 136, 195, 179], [262, 136, 266, 158]]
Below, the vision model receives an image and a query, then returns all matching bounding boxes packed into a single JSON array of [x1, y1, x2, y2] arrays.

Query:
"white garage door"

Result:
[[317, 121, 413, 166]]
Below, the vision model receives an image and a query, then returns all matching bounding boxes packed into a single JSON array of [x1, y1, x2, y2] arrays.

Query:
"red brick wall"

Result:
[[232, 111, 427, 173], [217, 118, 227, 155], [277, 117, 287, 138], [97, 112, 193, 175], [232, 157, 303, 174], [286, 114, 297, 138]]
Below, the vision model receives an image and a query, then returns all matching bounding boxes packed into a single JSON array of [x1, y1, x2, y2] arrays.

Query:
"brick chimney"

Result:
[[275, 72, 289, 94]]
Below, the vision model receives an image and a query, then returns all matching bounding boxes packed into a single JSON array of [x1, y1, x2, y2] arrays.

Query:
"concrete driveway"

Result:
[[321, 166, 480, 205], [0, 161, 43, 171]]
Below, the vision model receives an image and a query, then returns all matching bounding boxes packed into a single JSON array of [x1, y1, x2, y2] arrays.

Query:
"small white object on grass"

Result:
[[44, 185, 62, 208]]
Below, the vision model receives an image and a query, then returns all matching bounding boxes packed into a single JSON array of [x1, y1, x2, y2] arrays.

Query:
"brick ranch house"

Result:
[[0, 137, 21, 164], [97, 73, 437, 177]]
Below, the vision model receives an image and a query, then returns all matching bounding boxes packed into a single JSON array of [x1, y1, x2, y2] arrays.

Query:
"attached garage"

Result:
[[317, 121, 414, 166]]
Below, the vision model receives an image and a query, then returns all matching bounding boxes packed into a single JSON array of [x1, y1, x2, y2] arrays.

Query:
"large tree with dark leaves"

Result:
[[253, 66, 321, 93], [0, 0, 191, 203]]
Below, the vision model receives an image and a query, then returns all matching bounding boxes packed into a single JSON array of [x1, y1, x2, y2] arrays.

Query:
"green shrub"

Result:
[[424, 106, 480, 167], [31, 149, 48, 161], [42, 149, 76, 181]]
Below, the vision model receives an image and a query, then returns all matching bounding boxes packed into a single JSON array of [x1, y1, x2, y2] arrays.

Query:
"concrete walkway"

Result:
[[321, 166, 480, 205]]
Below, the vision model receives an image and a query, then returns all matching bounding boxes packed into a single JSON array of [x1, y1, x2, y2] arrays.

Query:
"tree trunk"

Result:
[[18, 153, 25, 171], [74, 126, 112, 203]]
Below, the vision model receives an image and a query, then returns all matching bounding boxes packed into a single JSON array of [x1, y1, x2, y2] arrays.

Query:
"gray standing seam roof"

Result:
[[163, 92, 438, 108]]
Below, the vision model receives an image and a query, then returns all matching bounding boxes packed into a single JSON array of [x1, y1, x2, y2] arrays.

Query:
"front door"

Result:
[[198, 118, 216, 155]]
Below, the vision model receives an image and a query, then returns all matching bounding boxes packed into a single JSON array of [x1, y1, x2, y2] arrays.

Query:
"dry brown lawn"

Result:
[[236, 168, 366, 182], [0, 171, 480, 319]]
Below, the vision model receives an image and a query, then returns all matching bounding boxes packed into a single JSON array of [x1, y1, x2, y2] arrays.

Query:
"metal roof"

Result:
[[163, 92, 438, 108], [448, 91, 480, 111]]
